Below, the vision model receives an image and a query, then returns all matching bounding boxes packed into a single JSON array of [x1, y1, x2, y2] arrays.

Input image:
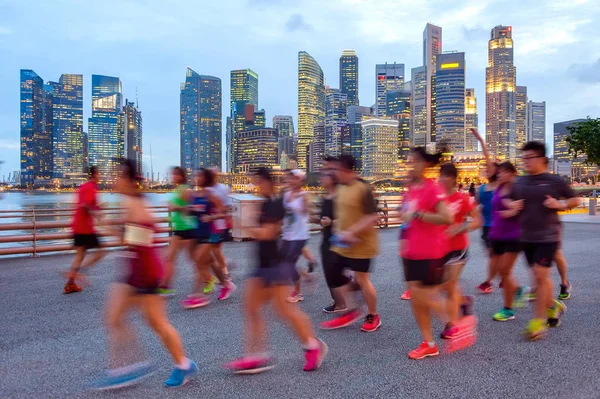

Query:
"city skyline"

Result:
[[2, 0, 599, 176]]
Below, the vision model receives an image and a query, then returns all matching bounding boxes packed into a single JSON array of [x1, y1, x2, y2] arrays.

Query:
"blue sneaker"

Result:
[[90, 362, 156, 391], [165, 361, 199, 388]]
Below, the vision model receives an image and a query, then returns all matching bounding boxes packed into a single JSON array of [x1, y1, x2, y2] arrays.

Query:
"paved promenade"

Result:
[[1, 223, 599, 398]]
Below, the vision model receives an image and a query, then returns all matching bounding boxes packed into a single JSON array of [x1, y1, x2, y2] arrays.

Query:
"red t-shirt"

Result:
[[445, 190, 473, 251], [72, 181, 99, 234], [400, 179, 448, 260]]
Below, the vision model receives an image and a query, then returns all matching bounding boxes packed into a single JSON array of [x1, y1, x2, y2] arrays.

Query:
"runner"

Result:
[[320, 155, 381, 333], [471, 128, 501, 294], [489, 162, 527, 322], [208, 166, 234, 279], [91, 159, 197, 390], [397, 148, 453, 359], [506, 141, 580, 340], [283, 169, 312, 303], [555, 249, 571, 299], [64, 166, 106, 294], [225, 168, 327, 374], [438, 163, 482, 339], [160, 167, 197, 296]]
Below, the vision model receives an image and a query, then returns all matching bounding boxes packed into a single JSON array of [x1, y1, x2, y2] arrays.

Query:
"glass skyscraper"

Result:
[[124, 99, 143, 175], [410, 66, 427, 146], [88, 75, 123, 185], [386, 90, 411, 162], [340, 50, 359, 106], [325, 87, 348, 157], [347, 105, 373, 172], [423, 23, 442, 146], [361, 119, 399, 179], [435, 52, 466, 152], [375, 62, 404, 117], [298, 51, 325, 169], [229, 69, 258, 172], [180, 68, 222, 175], [465, 88, 479, 152], [527, 100, 546, 143], [516, 86, 528, 152], [51, 74, 84, 179]]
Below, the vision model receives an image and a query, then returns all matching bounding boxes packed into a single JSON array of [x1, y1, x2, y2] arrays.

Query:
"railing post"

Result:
[[167, 207, 173, 237], [32, 209, 38, 257]]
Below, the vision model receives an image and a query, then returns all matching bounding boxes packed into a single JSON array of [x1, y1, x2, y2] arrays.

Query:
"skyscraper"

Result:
[[20, 69, 52, 186], [180, 68, 222, 175], [325, 87, 348, 157], [253, 109, 266, 128], [298, 51, 325, 169], [51, 74, 84, 179], [340, 50, 359, 106], [424, 23, 442, 145], [516, 86, 527, 153], [361, 119, 399, 179], [235, 127, 278, 173], [308, 123, 325, 173], [527, 100, 546, 143], [124, 99, 143, 175], [554, 119, 591, 177], [410, 66, 427, 146], [88, 75, 123, 185], [435, 52, 466, 152], [386, 90, 411, 162], [375, 63, 404, 117], [486, 25, 517, 161], [465, 88, 479, 152], [229, 69, 258, 172], [274, 115, 295, 162], [347, 105, 373, 171]]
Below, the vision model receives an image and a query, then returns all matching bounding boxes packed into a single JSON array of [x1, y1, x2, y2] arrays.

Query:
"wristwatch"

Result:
[[413, 211, 422, 220]]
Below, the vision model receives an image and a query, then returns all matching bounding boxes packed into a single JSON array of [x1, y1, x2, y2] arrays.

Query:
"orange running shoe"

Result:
[[64, 282, 82, 294], [400, 290, 411, 300], [408, 341, 439, 360]]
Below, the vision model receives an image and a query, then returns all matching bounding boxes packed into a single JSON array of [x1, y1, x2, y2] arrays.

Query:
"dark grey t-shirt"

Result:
[[511, 173, 576, 243]]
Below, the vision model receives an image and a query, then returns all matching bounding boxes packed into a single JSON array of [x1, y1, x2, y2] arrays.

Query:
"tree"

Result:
[[566, 117, 600, 167]]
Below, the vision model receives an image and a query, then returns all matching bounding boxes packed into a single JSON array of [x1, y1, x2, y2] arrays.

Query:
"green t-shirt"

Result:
[[170, 185, 197, 231]]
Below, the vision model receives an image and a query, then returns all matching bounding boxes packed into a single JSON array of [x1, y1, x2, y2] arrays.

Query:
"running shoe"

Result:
[[461, 295, 475, 316], [320, 309, 362, 330], [287, 291, 304, 303], [400, 290, 411, 300], [165, 361, 199, 388], [408, 341, 440, 360], [203, 277, 217, 294], [218, 281, 237, 301], [440, 323, 460, 339], [303, 339, 328, 371], [63, 282, 82, 294], [90, 362, 157, 390], [360, 314, 381, 332], [547, 299, 567, 328], [493, 308, 515, 322], [180, 294, 210, 309], [558, 283, 572, 300], [225, 356, 274, 375], [514, 286, 528, 309], [307, 261, 317, 274], [522, 318, 547, 341], [476, 282, 493, 294], [322, 303, 347, 313], [527, 291, 537, 301], [157, 287, 176, 297]]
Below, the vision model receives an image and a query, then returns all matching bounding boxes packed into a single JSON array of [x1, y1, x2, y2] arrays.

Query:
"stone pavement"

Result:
[[1, 223, 600, 399]]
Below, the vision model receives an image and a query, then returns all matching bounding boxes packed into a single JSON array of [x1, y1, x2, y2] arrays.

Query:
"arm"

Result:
[[249, 222, 280, 241], [343, 185, 379, 235], [470, 128, 495, 178], [419, 200, 453, 225]]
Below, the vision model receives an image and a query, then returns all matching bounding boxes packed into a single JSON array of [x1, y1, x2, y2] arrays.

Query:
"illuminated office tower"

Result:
[[298, 51, 325, 169], [424, 23, 442, 144], [375, 62, 404, 117], [340, 50, 359, 106], [386, 90, 411, 162], [51, 74, 85, 179], [361, 119, 399, 179], [516, 85, 527, 154], [20, 69, 52, 186], [410, 66, 427, 146], [180, 68, 222, 175], [527, 100, 546, 143], [435, 52, 466, 152], [254, 109, 266, 128], [325, 87, 348, 157], [308, 123, 325, 173], [124, 99, 143, 175], [486, 25, 517, 161], [465, 88, 479, 152], [274, 115, 295, 161], [235, 127, 278, 173], [554, 119, 596, 178], [229, 69, 258, 172], [347, 105, 373, 171]]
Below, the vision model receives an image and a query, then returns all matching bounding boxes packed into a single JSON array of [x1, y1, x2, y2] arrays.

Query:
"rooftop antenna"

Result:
[[136, 87, 139, 109]]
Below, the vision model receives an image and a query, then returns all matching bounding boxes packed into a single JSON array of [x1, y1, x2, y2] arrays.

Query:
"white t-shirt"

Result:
[[211, 183, 231, 207]]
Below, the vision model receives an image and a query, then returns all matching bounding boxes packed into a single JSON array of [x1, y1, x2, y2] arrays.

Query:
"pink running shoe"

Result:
[[180, 294, 210, 309], [440, 323, 460, 340], [225, 356, 274, 375], [400, 290, 411, 300], [303, 339, 328, 371], [287, 291, 304, 303], [218, 281, 237, 301], [320, 309, 362, 330]]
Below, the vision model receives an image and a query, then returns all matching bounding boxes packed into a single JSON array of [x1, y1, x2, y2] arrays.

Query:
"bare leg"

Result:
[[214, 243, 228, 276], [243, 278, 269, 355], [444, 263, 465, 324], [105, 284, 144, 369], [194, 244, 213, 293], [140, 295, 186, 365], [533, 265, 553, 320], [67, 247, 86, 283], [271, 285, 314, 345], [81, 249, 107, 269], [409, 282, 437, 342], [498, 253, 520, 308], [354, 272, 377, 315], [555, 249, 568, 286], [301, 246, 315, 264], [163, 236, 184, 287]]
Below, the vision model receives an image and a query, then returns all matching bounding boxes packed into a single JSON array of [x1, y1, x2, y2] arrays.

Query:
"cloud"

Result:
[[247, 0, 286, 6], [462, 25, 487, 41], [0, 140, 19, 150], [569, 58, 600, 83], [285, 14, 313, 32]]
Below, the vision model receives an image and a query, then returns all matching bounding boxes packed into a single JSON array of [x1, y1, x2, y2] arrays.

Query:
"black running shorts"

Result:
[[73, 234, 100, 249], [522, 242, 559, 268], [491, 240, 522, 256], [402, 258, 446, 286]]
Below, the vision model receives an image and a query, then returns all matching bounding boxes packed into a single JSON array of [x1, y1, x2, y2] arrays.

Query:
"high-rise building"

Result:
[[253, 109, 266, 128], [375, 63, 404, 117], [347, 105, 373, 171], [410, 66, 427, 146], [20, 70, 53, 186], [486, 25, 517, 161], [361, 119, 399, 179], [325, 87, 348, 157], [180, 68, 222, 175], [273, 115, 295, 138], [235, 127, 278, 173], [527, 100, 546, 143], [124, 100, 143, 175], [435, 52, 466, 152], [88, 75, 123, 185], [308, 123, 325, 173], [465, 88, 479, 152], [229, 69, 258, 172], [51, 74, 85, 179], [516, 86, 527, 155], [553, 119, 596, 178], [386, 90, 411, 162], [298, 51, 325, 169], [424, 23, 442, 145], [340, 50, 359, 106]]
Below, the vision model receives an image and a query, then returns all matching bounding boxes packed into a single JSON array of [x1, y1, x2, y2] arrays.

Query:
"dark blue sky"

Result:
[[1, 0, 599, 178]]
